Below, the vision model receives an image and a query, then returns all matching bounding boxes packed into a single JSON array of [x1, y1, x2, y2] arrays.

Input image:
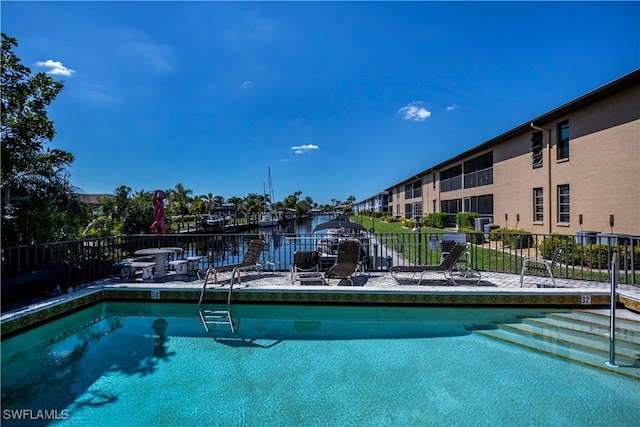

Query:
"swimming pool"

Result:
[[2, 302, 639, 426]]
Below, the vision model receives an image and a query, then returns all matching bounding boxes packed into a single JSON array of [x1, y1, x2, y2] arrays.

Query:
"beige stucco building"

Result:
[[376, 70, 639, 237]]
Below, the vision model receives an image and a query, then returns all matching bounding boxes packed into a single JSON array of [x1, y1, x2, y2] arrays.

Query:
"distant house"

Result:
[[211, 204, 237, 218], [382, 69, 639, 236], [353, 191, 390, 214]]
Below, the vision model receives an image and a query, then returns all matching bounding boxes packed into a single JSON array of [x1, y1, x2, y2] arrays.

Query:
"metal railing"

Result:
[[607, 252, 618, 368], [2, 231, 638, 289]]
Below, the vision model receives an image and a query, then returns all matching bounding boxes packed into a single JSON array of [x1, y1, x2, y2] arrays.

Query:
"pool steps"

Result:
[[476, 310, 640, 380], [198, 308, 235, 334]]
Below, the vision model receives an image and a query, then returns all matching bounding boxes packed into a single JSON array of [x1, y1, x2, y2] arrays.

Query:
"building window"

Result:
[[440, 199, 461, 227], [404, 179, 422, 199], [531, 132, 543, 168], [440, 165, 462, 192], [413, 180, 422, 198], [464, 152, 493, 189], [464, 194, 494, 217], [557, 120, 569, 160], [432, 173, 436, 190], [404, 184, 412, 199], [404, 203, 412, 219], [557, 184, 570, 223], [432, 199, 436, 213], [440, 199, 461, 214], [533, 188, 543, 222]]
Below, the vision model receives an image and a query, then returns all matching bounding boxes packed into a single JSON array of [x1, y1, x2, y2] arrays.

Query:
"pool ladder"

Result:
[[198, 268, 236, 334]]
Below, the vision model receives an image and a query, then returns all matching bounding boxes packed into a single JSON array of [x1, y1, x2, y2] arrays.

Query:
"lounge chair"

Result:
[[290, 250, 325, 285], [440, 235, 471, 266], [390, 243, 481, 285], [324, 239, 362, 286], [198, 239, 265, 286], [520, 247, 563, 287]]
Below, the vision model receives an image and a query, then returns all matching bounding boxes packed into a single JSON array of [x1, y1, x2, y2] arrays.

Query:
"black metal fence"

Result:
[[2, 231, 638, 289]]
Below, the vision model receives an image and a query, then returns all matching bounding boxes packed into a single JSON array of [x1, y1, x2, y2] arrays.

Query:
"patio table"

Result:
[[134, 247, 183, 278]]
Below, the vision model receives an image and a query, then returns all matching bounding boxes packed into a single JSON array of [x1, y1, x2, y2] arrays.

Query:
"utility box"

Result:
[[597, 233, 631, 246], [575, 231, 599, 245], [475, 217, 491, 232], [483, 223, 500, 239]]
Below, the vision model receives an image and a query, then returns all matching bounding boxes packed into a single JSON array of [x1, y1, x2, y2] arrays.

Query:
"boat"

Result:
[[258, 168, 279, 227], [199, 214, 230, 231], [313, 217, 370, 268], [257, 212, 278, 227]]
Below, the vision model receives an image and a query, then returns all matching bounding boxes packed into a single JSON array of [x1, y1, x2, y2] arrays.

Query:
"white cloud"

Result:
[[35, 60, 75, 76], [291, 144, 319, 154], [398, 101, 431, 121], [446, 104, 458, 111], [238, 80, 252, 90]]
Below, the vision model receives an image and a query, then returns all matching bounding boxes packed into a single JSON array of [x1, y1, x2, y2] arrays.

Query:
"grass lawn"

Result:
[[350, 215, 633, 282]]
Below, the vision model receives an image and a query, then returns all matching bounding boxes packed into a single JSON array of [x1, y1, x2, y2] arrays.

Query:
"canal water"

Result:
[[179, 214, 396, 271], [257, 214, 334, 235], [251, 214, 333, 269], [245, 214, 382, 271]]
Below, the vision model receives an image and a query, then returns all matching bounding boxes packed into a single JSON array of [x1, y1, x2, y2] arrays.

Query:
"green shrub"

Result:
[[491, 227, 533, 248], [577, 244, 610, 269], [458, 227, 485, 244], [425, 212, 449, 229], [488, 227, 503, 242], [506, 229, 533, 249], [404, 218, 417, 229], [621, 245, 640, 270], [540, 233, 576, 262], [576, 244, 640, 270], [456, 212, 480, 230], [171, 214, 195, 223], [383, 215, 402, 223]]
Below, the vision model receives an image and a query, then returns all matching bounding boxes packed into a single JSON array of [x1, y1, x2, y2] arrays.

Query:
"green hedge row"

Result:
[[456, 212, 481, 230], [425, 212, 450, 229], [171, 215, 195, 223], [540, 234, 640, 269], [382, 215, 403, 223], [489, 227, 534, 249]]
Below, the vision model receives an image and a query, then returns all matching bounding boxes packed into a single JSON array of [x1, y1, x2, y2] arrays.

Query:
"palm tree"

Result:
[[244, 193, 263, 223], [227, 196, 243, 224], [171, 183, 193, 226], [212, 195, 225, 207], [190, 196, 207, 215], [203, 193, 214, 213]]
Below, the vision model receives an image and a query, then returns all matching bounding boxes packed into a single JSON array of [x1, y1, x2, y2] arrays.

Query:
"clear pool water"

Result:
[[2, 302, 639, 426]]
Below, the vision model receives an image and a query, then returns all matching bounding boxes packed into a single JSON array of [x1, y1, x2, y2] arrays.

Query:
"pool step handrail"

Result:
[[198, 267, 237, 307], [198, 267, 236, 333], [606, 252, 618, 368]]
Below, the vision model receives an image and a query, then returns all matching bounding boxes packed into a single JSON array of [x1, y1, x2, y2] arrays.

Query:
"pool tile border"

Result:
[[0, 285, 621, 338]]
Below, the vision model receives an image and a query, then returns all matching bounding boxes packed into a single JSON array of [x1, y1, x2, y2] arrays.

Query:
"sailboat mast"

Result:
[[268, 166, 274, 209], [263, 180, 267, 213]]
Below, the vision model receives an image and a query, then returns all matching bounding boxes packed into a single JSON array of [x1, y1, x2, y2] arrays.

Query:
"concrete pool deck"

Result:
[[2, 270, 639, 336]]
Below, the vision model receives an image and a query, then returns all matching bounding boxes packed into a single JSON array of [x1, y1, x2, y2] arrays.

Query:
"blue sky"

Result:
[[3, 1, 638, 206]]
